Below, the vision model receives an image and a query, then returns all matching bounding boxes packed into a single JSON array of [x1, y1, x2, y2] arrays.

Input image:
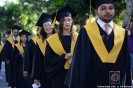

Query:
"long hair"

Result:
[[40, 26, 56, 41], [20, 35, 29, 45], [58, 17, 74, 41]]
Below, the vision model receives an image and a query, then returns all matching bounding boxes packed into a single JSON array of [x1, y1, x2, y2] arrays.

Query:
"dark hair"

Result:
[[40, 26, 56, 41], [20, 35, 28, 45], [58, 17, 74, 41]]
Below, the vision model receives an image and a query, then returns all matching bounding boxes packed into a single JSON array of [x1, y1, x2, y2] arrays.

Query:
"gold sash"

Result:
[[47, 32, 78, 69], [32, 35, 39, 44], [84, 22, 125, 63], [7, 37, 15, 48], [0, 45, 3, 53], [37, 39, 46, 56], [15, 43, 24, 57]]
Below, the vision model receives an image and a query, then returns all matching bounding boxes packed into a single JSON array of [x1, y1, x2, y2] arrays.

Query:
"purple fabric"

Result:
[[128, 30, 133, 52]]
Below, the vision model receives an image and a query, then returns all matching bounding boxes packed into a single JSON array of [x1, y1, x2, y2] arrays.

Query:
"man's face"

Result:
[[130, 22, 133, 29], [96, 4, 115, 23], [12, 29, 19, 37]]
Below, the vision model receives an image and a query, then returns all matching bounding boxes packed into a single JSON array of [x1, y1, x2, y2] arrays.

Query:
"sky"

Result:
[[0, 0, 17, 6]]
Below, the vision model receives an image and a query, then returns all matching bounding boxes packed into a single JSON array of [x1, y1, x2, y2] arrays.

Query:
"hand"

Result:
[[34, 79, 40, 86], [20, 52, 24, 55], [65, 53, 73, 59], [6, 60, 10, 64], [23, 71, 28, 78]]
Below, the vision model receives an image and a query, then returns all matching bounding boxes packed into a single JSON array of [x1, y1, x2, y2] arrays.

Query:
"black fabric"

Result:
[[45, 35, 71, 88], [4, 40, 18, 87], [64, 27, 132, 88], [13, 45, 29, 88], [83, 0, 117, 9], [31, 44, 52, 88], [23, 39, 36, 88]]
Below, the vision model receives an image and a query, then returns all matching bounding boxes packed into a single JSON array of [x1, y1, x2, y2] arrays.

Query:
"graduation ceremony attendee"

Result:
[[31, 12, 56, 88], [45, 5, 78, 88], [128, 20, 133, 78], [2, 30, 11, 86], [4, 25, 21, 88], [65, 0, 132, 87], [23, 24, 42, 88], [13, 30, 31, 88]]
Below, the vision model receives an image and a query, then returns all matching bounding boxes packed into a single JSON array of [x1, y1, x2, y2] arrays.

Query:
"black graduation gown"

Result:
[[23, 39, 35, 88], [4, 40, 18, 87], [13, 45, 29, 88], [31, 44, 51, 88], [65, 25, 132, 88], [45, 36, 71, 88]]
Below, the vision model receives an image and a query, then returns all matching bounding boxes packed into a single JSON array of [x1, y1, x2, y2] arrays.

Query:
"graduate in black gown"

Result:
[[4, 25, 21, 88], [45, 5, 78, 88], [13, 30, 31, 88], [23, 26, 41, 88], [65, 0, 132, 88], [2, 30, 11, 86], [31, 13, 56, 88]]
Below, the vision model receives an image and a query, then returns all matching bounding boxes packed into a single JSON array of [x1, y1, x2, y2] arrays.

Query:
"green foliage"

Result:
[[0, 0, 129, 43]]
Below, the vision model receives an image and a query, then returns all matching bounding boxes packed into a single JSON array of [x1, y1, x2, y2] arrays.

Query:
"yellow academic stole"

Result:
[[84, 22, 125, 63], [37, 39, 46, 56], [47, 32, 78, 69], [0, 45, 3, 53], [32, 35, 40, 44], [15, 43, 24, 57], [7, 37, 15, 48], [7, 36, 20, 48]]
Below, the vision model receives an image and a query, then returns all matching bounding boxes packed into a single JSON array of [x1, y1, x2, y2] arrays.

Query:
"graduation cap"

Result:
[[56, 5, 77, 22], [84, 0, 118, 9], [19, 30, 31, 36], [36, 13, 56, 28], [11, 25, 21, 31]]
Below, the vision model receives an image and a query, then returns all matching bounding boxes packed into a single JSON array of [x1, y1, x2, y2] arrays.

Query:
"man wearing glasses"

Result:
[[3, 25, 20, 88]]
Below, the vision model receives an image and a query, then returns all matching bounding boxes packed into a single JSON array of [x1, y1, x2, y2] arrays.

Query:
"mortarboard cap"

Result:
[[19, 30, 31, 36], [84, 0, 117, 9], [56, 5, 77, 22], [36, 13, 56, 27], [11, 25, 21, 30]]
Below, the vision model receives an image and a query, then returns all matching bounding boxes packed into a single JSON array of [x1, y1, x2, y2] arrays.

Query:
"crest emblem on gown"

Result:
[[109, 71, 120, 84]]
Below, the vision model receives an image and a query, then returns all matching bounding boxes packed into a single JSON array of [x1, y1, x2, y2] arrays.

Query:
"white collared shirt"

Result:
[[12, 36, 18, 41], [97, 19, 113, 34]]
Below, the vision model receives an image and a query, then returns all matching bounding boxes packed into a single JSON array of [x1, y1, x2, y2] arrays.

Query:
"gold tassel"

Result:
[[52, 12, 57, 28]]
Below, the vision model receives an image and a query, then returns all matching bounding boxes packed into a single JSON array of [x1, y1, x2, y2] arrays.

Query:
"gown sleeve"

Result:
[[124, 31, 132, 85], [4, 40, 13, 61], [31, 44, 44, 80], [23, 39, 35, 74], [44, 42, 66, 79], [64, 28, 95, 88]]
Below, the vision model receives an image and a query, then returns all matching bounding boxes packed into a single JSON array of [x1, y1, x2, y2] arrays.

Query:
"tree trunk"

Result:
[[122, 0, 133, 27]]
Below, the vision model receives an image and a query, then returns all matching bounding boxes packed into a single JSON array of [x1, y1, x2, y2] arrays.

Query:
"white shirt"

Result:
[[13, 36, 18, 41], [97, 19, 113, 34]]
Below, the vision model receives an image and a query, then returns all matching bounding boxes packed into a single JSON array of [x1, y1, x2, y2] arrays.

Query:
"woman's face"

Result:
[[43, 22, 53, 34], [62, 16, 73, 30], [21, 35, 27, 43]]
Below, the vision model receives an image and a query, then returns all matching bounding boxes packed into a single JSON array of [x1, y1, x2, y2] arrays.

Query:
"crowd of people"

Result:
[[0, 0, 133, 88]]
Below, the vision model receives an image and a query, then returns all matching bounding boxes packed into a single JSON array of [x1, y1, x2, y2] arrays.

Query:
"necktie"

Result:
[[105, 23, 109, 35]]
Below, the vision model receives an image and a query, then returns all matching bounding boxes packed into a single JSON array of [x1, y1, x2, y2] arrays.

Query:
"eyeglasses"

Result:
[[13, 31, 19, 33]]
